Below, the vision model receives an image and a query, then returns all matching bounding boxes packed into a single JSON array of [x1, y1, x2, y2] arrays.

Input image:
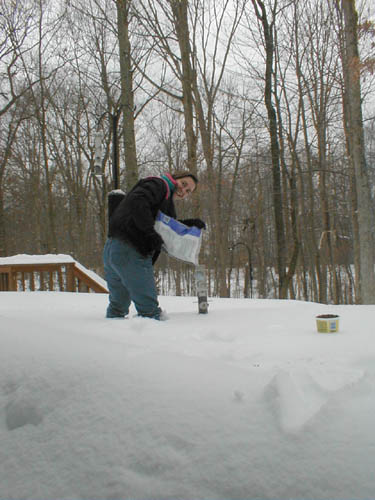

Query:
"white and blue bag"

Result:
[[154, 211, 202, 265]]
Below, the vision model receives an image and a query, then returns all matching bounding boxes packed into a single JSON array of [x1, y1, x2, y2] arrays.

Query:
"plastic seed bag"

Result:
[[154, 211, 202, 265]]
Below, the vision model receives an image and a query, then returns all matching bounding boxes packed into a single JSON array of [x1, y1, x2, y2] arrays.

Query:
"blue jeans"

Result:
[[103, 238, 162, 319]]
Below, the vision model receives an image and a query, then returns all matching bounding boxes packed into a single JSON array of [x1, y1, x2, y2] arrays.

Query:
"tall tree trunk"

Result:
[[0, 180, 5, 256], [169, 0, 202, 222], [341, 0, 375, 303], [188, 35, 228, 297], [0, 120, 22, 256], [170, 0, 198, 178], [252, 0, 287, 298], [37, 3, 57, 253], [116, 0, 138, 191], [342, 89, 361, 302]]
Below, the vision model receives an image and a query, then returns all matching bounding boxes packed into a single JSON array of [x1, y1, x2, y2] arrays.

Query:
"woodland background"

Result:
[[1, 0, 375, 304]]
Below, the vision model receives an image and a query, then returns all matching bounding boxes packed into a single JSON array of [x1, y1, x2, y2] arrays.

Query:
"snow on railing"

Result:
[[0, 254, 108, 294]]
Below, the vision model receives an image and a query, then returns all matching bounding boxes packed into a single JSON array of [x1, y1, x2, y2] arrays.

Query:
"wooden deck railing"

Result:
[[0, 261, 108, 293]]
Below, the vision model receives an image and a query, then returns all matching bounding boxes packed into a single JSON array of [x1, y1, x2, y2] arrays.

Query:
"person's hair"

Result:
[[171, 171, 199, 188]]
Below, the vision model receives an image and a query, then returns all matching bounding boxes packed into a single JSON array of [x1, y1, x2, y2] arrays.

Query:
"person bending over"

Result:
[[103, 171, 205, 320]]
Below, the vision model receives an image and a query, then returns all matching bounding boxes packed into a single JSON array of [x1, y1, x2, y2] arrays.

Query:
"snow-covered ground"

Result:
[[1, 291, 374, 500]]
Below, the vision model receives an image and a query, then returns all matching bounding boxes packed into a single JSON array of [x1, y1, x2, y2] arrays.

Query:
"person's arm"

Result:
[[128, 179, 167, 234], [127, 178, 166, 255], [179, 218, 206, 229]]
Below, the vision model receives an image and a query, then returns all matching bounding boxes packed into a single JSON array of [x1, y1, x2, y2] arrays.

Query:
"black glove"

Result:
[[144, 231, 164, 254], [180, 218, 206, 230]]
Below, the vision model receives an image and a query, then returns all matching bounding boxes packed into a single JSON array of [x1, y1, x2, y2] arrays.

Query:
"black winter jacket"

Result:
[[108, 177, 176, 258]]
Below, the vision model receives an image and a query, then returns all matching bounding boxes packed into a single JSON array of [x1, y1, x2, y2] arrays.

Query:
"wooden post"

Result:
[[49, 270, 54, 290], [0, 273, 6, 291], [9, 268, 17, 291], [66, 263, 75, 292], [30, 272, 35, 291], [58, 268, 64, 291], [39, 272, 45, 291]]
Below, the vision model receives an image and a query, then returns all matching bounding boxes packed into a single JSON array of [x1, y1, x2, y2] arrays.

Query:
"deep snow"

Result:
[[1, 291, 375, 500]]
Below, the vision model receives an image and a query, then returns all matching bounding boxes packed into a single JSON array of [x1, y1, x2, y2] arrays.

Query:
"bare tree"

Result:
[[0, 0, 44, 255], [339, 0, 375, 303], [250, 0, 289, 298], [0, 0, 39, 117], [0, 104, 27, 255], [14, 0, 70, 252], [116, 0, 139, 191]]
